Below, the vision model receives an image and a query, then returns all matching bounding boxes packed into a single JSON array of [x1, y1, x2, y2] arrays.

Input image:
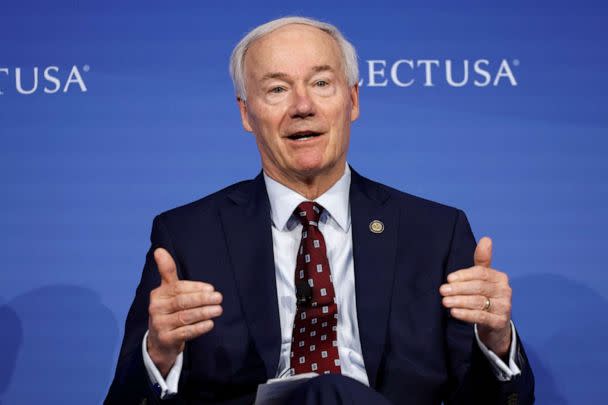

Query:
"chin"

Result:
[[291, 156, 326, 173], [292, 161, 343, 181]]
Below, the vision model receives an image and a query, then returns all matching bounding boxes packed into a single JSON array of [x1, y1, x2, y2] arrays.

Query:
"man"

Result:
[[106, 17, 534, 404]]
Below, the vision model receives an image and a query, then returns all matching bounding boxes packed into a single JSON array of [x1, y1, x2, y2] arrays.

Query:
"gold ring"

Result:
[[482, 297, 491, 312]]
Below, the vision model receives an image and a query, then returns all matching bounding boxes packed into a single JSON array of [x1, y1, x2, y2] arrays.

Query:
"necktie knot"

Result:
[[295, 201, 323, 227]]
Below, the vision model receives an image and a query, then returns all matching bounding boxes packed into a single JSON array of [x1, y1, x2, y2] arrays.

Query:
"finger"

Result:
[[449, 308, 510, 331], [154, 248, 178, 285], [164, 319, 216, 343], [150, 305, 223, 332], [150, 280, 215, 308], [474, 236, 492, 268], [447, 266, 490, 283], [172, 305, 223, 328], [157, 280, 215, 297], [439, 280, 492, 297], [442, 295, 509, 314], [165, 290, 223, 313], [174, 319, 216, 341]]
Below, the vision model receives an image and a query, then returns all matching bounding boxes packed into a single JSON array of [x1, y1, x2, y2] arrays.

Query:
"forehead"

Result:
[[244, 24, 343, 79]]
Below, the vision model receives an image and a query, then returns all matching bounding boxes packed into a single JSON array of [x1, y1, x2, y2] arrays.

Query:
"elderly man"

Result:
[[106, 17, 534, 404]]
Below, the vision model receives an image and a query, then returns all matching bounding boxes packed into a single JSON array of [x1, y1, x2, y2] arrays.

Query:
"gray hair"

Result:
[[229, 16, 359, 100]]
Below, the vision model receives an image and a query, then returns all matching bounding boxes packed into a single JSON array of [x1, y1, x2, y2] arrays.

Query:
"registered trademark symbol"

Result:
[[512, 59, 520, 66], [83, 64, 90, 72]]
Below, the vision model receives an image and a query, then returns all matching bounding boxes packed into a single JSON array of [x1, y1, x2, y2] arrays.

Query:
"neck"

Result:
[[264, 163, 346, 200]]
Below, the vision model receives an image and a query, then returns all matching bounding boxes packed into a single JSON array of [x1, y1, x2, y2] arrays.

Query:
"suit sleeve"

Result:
[[443, 210, 535, 405], [104, 215, 184, 405]]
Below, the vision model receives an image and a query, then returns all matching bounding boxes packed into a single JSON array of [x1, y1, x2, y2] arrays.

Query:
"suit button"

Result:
[[507, 392, 518, 405]]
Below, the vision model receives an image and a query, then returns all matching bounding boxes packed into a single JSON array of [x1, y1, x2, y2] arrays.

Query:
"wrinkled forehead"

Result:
[[243, 24, 344, 81]]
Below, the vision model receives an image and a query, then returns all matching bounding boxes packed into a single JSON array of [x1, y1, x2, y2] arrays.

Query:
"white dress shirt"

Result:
[[142, 165, 521, 398], [265, 164, 368, 384]]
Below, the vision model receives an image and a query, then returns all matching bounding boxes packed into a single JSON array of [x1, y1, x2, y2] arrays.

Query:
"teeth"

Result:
[[289, 132, 319, 140]]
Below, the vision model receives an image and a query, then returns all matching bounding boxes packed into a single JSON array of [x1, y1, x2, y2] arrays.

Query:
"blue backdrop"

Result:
[[1, 1, 607, 403]]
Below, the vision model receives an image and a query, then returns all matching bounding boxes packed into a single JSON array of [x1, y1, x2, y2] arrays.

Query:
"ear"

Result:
[[237, 97, 254, 133], [349, 84, 360, 122]]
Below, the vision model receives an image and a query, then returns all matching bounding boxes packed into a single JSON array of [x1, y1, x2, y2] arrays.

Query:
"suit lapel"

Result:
[[219, 173, 281, 379], [350, 168, 398, 388]]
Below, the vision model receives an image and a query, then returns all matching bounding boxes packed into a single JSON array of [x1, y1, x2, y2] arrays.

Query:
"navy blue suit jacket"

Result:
[[106, 168, 534, 404]]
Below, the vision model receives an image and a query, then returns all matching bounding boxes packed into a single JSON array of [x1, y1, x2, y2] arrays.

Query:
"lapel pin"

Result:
[[369, 220, 384, 234]]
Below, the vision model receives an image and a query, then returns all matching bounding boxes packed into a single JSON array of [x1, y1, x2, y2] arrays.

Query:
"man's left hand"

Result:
[[440, 237, 512, 358]]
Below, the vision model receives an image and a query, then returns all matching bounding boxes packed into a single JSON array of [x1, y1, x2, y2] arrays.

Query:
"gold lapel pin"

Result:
[[369, 220, 384, 234]]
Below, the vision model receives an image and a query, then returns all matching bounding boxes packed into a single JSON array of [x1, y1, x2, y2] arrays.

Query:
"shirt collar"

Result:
[[263, 164, 351, 233]]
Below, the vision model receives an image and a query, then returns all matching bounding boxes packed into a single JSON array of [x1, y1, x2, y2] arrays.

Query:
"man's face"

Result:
[[238, 24, 359, 183]]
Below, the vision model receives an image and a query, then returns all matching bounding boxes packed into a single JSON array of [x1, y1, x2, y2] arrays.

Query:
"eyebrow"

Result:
[[260, 65, 335, 81], [311, 64, 334, 74]]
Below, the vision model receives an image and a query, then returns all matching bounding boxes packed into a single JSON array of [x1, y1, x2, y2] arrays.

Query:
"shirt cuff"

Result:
[[142, 330, 183, 399], [474, 320, 521, 381]]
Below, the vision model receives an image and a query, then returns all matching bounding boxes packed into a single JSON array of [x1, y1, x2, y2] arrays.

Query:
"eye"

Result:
[[269, 86, 286, 94], [315, 80, 329, 87]]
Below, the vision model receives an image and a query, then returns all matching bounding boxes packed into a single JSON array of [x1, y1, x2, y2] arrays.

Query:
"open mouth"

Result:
[[287, 131, 322, 141]]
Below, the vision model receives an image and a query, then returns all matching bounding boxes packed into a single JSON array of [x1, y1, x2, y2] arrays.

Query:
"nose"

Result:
[[289, 84, 315, 119]]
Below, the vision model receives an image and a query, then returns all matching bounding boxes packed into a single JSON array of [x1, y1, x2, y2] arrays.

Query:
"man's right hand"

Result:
[[147, 247, 223, 376]]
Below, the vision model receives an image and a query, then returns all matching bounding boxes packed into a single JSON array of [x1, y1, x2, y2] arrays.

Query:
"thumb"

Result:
[[474, 236, 493, 268], [154, 247, 178, 285]]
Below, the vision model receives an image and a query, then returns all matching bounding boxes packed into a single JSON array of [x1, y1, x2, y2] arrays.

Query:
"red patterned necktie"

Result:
[[290, 201, 341, 375]]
